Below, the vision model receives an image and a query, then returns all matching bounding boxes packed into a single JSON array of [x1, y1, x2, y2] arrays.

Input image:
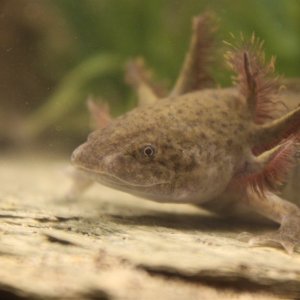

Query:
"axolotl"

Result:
[[71, 14, 300, 253]]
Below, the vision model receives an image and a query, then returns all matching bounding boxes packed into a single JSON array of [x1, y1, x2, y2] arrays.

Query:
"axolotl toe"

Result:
[[71, 15, 300, 253]]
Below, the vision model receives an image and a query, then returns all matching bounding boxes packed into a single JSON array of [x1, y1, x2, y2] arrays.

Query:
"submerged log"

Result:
[[0, 154, 299, 299]]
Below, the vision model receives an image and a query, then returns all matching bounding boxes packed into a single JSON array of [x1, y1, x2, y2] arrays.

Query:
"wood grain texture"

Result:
[[0, 154, 298, 299]]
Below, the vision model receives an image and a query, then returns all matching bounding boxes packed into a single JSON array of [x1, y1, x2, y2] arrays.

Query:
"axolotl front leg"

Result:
[[218, 41, 300, 253], [205, 151, 300, 253], [243, 189, 300, 253], [242, 115, 300, 253]]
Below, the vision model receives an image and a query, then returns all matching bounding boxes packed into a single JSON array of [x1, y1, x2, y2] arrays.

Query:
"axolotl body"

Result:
[[71, 14, 300, 253]]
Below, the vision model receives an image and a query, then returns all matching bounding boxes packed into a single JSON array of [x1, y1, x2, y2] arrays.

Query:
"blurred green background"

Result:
[[0, 0, 299, 152]]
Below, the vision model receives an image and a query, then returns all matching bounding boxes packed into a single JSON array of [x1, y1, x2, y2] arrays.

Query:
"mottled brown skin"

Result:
[[71, 14, 300, 253], [72, 86, 300, 253], [73, 89, 251, 203]]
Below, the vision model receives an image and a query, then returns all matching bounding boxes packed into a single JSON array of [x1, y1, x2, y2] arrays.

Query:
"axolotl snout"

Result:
[[71, 14, 300, 253]]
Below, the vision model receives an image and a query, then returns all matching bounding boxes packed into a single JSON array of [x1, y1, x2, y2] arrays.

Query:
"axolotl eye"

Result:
[[142, 144, 156, 158]]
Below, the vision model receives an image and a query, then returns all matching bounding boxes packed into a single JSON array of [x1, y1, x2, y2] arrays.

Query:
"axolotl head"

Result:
[[71, 97, 240, 203]]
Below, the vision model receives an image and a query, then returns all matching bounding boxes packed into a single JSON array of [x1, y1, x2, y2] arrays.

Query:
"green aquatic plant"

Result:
[[22, 0, 299, 146]]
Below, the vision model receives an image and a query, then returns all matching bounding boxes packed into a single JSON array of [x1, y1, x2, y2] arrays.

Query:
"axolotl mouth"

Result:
[[71, 142, 173, 201]]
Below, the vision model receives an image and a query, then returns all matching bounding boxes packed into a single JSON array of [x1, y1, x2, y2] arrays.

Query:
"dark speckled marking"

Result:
[[199, 132, 207, 139], [227, 139, 233, 147]]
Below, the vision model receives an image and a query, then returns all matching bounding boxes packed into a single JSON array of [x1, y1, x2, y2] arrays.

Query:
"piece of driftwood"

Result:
[[0, 154, 299, 299]]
